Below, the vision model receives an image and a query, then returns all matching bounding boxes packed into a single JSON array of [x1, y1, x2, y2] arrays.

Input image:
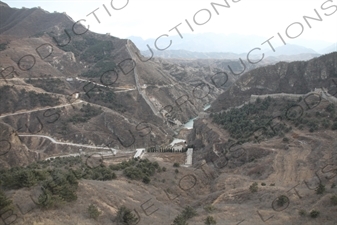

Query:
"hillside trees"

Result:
[[211, 97, 337, 140]]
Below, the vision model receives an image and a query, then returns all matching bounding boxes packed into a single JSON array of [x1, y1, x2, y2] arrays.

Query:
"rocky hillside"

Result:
[[190, 52, 337, 166], [182, 53, 337, 225], [0, 2, 229, 168], [1, 2, 337, 225], [210, 52, 337, 112]]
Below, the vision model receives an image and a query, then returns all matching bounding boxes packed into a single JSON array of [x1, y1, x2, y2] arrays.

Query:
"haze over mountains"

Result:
[[130, 33, 336, 60], [1, 1, 337, 225]]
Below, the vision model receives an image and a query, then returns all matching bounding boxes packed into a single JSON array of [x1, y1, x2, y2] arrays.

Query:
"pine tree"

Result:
[[116, 206, 138, 225], [172, 215, 188, 225], [205, 216, 217, 225], [88, 204, 101, 220], [17, 170, 37, 188]]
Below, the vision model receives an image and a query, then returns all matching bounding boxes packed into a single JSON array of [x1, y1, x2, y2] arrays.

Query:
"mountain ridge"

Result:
[[1, 3, 337, 225]]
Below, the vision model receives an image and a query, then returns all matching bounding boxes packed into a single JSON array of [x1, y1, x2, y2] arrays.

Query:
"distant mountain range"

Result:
[[264, 44, 317, 56], [321, 42, 337, 54], [140, 44, 322, 62], [129, 33, 268, 54], [129, 33, 335, 54]]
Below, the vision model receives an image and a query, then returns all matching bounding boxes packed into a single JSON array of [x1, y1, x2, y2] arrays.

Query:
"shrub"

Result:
[[175, 169, 179, 174], [316, 183, 325, 194], [88, 204, 101, 220], [204, 205, 215, 213], [172, 206, 197, 225], [116, 206, 138, 225], [276, 195, 289, 207], [310, 210, 319, 218], [330, 195, 337, 206], [299, 209, 306, 217], [37, 189, 63, 209], [205, 216, 217, 225], [162, 167, 167, 172], [124, 167, 143, 180], [326, 103, 335, 113], [261, 182, 266, 186], [249, 182, 258, 193], [173, 215, 188, 225], [0, 43, 7, 51], [321, 119, 330, 128], [173, 163, 180, 167], [282, 137, 289, 142], [142, 176, 150, 184], [0, 190, 12, 211], [332, 122, 337, 130], [182, 206, 197, 219], [111, 158, 158, 182]]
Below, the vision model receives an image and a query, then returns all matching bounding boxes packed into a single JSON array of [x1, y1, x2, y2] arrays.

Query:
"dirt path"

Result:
[[0, 100, 83, 119], [267, 133, 319, 185]]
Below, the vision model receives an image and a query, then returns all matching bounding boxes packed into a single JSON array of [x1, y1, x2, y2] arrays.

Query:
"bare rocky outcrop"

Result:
[[210, 52, 337, 112]]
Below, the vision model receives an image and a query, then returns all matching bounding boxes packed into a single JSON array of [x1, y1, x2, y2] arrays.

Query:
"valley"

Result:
[[0, 1, 337, 225]]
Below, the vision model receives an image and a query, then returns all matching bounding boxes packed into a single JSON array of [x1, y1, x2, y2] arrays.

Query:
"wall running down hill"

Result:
[[1, 2, 337, 225]]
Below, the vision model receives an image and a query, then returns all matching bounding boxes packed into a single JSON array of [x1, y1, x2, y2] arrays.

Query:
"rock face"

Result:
[[210, 52, 337, 112], [0, 122, 36, 169]]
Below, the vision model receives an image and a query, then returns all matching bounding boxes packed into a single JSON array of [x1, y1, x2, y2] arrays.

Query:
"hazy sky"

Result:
[[4, 0, 337, 44]]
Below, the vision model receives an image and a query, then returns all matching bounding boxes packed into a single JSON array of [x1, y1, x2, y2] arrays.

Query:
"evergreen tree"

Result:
[[88, 204, 101, 220], [0, 190, 12, 211], [15, 170, 37, 188], [316, 183, 325, 194], [172, 215, 188, 225], [116, 206, 138, 225], [182, 206, 197, 219], [204, 216, 217, 225]]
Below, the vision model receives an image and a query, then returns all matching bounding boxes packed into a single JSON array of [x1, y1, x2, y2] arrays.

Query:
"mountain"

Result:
[[186, 53, 337, 224], [0, 1, 9, 7], [265, 53, 321, 62], [1, 3, 337, 225], [320, 42, 337, 54], [139, 39, 322, 62], [130, 33, 334, 55], [188, 51, 337, 175], [129, 33, 268, 54], [290, 38, 334, 52], [0, 3, 228, 169], [210, 52, 337, 112], [142, 49, 321, 62], [141, 49, 246, 60], [264, 44, 318, 57], [190, 52, 337, 162]]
